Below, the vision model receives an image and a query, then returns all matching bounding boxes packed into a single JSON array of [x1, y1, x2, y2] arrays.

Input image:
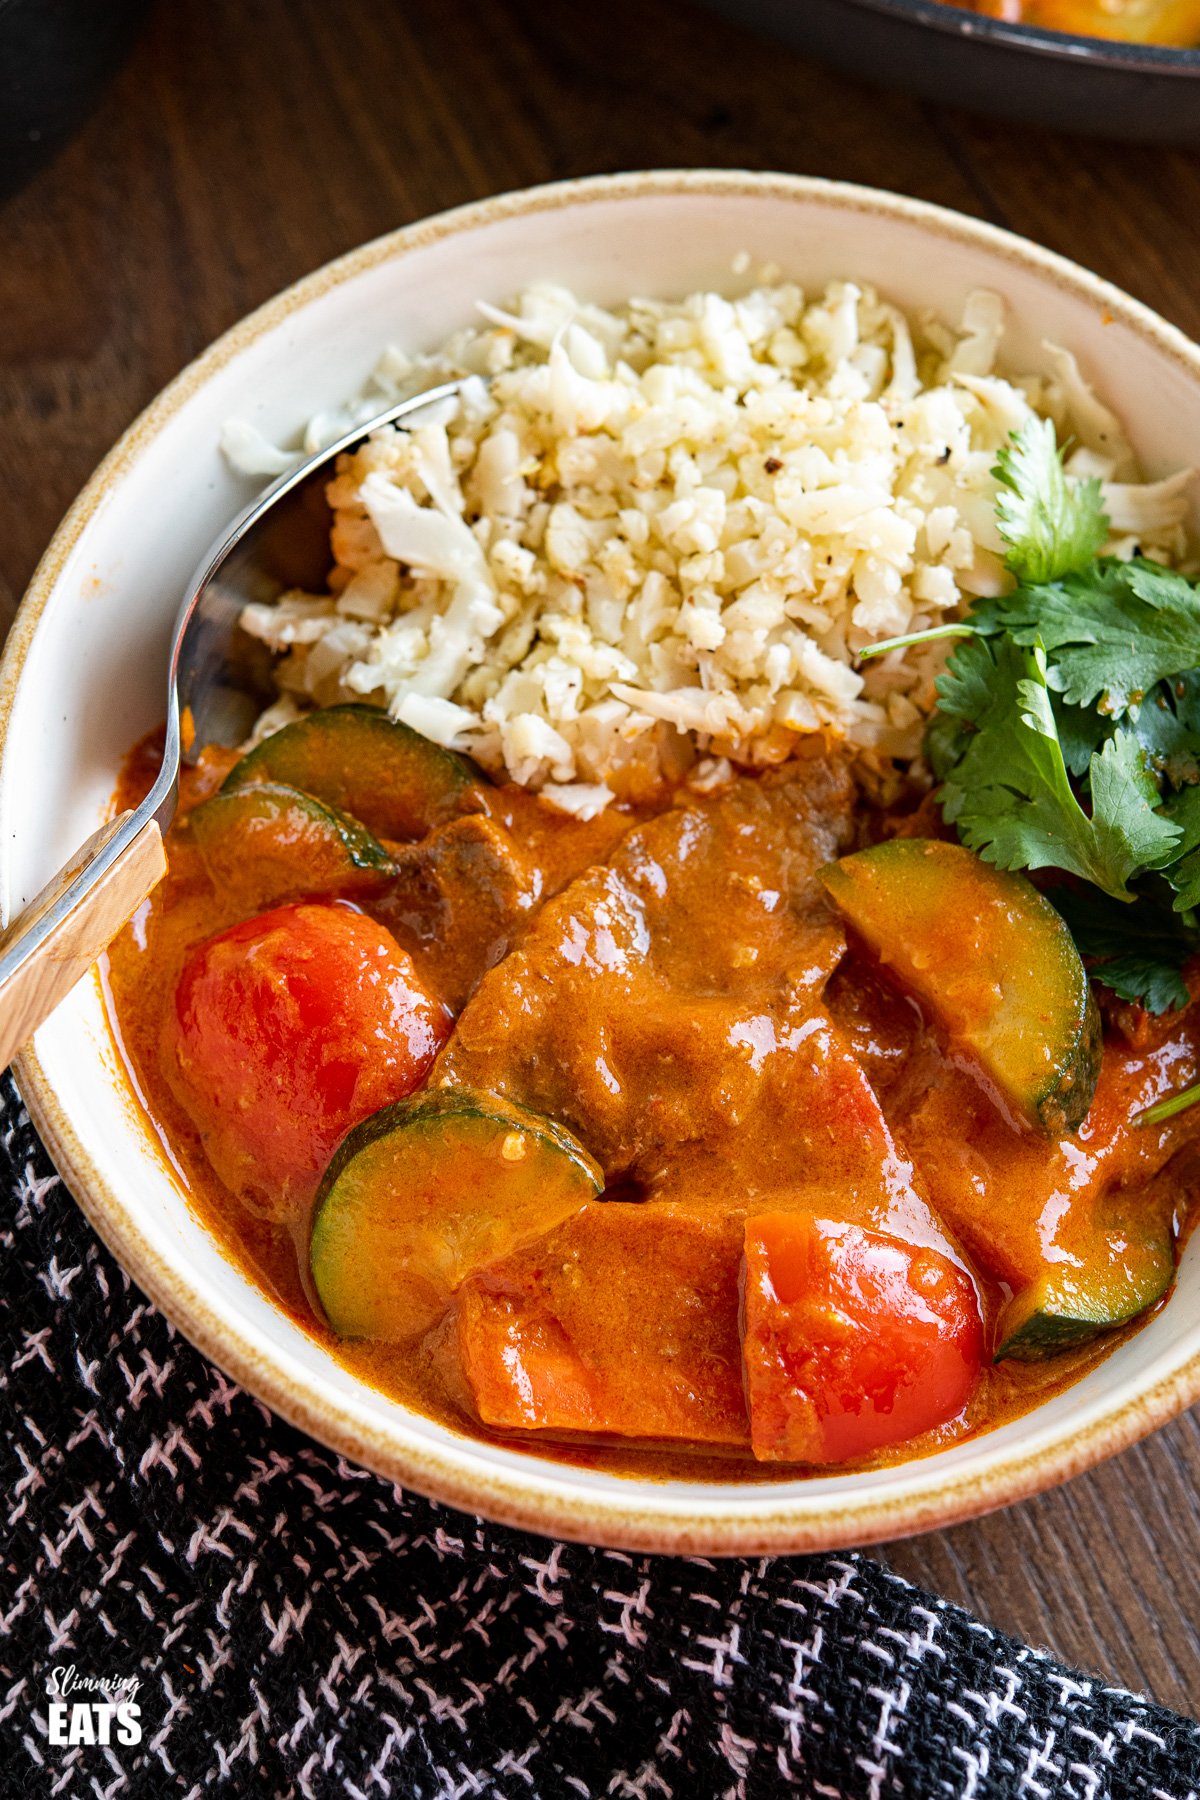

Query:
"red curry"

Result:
[[102, 706, 1200, 1480]]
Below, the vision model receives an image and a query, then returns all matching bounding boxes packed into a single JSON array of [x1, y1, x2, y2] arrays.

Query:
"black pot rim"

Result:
[[845, 0, 1200, 72]]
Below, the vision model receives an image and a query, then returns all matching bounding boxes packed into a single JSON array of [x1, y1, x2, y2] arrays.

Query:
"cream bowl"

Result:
[[6, 170, 1200, 1555]]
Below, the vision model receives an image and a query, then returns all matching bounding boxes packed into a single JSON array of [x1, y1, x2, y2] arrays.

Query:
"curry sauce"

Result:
[[102, 724, 1200, 1482]]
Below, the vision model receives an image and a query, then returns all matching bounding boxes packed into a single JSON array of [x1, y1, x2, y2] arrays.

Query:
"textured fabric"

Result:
[[2, 1071, 1199, 1800]]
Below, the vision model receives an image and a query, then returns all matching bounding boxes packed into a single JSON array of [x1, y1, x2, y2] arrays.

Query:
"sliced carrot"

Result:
[[455, 1203, 749, 1446]]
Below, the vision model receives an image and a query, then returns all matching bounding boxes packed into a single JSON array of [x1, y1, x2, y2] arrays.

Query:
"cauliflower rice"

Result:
[[227, 276, 1193, 817]]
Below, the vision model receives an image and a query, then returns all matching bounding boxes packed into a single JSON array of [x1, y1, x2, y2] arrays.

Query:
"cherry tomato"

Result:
[[166, 902, 448, 1212], [741, 1212, 983, 1464]]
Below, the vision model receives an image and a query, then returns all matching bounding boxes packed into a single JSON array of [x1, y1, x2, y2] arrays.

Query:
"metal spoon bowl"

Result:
[[0, 380, 462, 1066]]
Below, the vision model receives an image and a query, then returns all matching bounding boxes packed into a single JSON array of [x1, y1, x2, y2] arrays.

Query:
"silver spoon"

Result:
[[0, 380, 463, 1069]]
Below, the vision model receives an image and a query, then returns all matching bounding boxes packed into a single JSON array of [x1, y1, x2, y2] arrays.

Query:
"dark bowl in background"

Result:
[[697, 0, 1200, 141], [0, 0, 151, 203]]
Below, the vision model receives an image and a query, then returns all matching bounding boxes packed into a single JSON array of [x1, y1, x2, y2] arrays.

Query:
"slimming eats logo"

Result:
[[46, 1665, 142, 1747]]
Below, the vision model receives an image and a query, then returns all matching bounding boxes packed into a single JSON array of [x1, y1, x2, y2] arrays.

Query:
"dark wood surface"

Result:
[[3, 0, 1199, 1716]]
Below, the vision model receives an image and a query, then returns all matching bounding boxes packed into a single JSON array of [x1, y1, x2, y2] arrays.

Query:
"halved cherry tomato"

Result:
[[741, 1213, 983, 1465], [166, 901, 448, 1213]]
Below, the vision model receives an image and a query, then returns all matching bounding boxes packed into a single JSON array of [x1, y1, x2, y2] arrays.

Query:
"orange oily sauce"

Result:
[[102, 731, 1200, 1481]]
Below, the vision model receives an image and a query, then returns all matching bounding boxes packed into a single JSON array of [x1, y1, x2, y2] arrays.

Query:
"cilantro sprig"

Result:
[[935, 636, 1182, 901], [863, 417, 1200, 1017], [992, 415, 1109, 583], [1048, 883, 1194, 1016]]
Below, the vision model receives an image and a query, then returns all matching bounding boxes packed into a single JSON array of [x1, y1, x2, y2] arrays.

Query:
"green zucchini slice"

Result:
[[223, 704, 488, 841], [820, 838, 1101, 1135], [310, 1088, 603, 1342], [189, 781, 394, 911], [995, 1206, 1174, 1361]]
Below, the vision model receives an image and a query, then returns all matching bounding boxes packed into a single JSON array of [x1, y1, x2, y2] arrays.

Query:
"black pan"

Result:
[[697, 0, 1200, 142]]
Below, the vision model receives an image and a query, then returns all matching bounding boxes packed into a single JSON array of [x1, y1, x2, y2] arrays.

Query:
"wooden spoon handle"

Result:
[[0, 811, 167, 1069]]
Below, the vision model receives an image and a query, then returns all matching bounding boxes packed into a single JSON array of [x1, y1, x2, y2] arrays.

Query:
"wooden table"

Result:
[[4, 0, 1199, 1718]]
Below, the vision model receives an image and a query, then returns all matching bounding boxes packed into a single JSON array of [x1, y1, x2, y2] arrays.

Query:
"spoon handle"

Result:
[[0, 812, 167, 1069]]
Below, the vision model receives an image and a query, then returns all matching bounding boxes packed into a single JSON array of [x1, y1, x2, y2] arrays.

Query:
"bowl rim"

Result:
[[838, 0, 1200, 69], [9, 166, 1200, 1555]]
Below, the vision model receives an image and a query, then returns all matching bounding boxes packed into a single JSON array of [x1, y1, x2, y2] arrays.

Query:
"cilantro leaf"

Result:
[[1167, 850, 1200, 915], [1052, 693, 1109, 779], [1094, 951, 1190, 1015], [1127, 560, 1200, 614], [937, 636, 1181, 900], [1088, 728, 1182, 877], [971, 559, 1200, 717], [919, 416, 1200, 1041], [1126, 673, 1200, 790], [934, 629, 998, 727], [993, 418, 1109, 583], [1049, 882, 1196, 1014], [924, 709, 973, 784], [1160, 785, 1200, 912]]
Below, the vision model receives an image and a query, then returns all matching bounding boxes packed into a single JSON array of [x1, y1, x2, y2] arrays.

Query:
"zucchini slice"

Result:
[[223, 704, 488, 841], [189, 781, 394, 911], [820, 838, 1101, 1134], [995, 1206, 1174, 1361], [310, 1088, 603, 1342]]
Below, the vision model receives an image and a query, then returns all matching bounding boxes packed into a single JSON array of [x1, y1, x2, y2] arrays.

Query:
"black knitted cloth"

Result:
[[2, 1072, 1198, 1799]]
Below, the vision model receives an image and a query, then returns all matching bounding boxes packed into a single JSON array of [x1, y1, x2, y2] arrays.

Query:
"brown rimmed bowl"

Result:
[[5, 169, 1200, 1553]]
